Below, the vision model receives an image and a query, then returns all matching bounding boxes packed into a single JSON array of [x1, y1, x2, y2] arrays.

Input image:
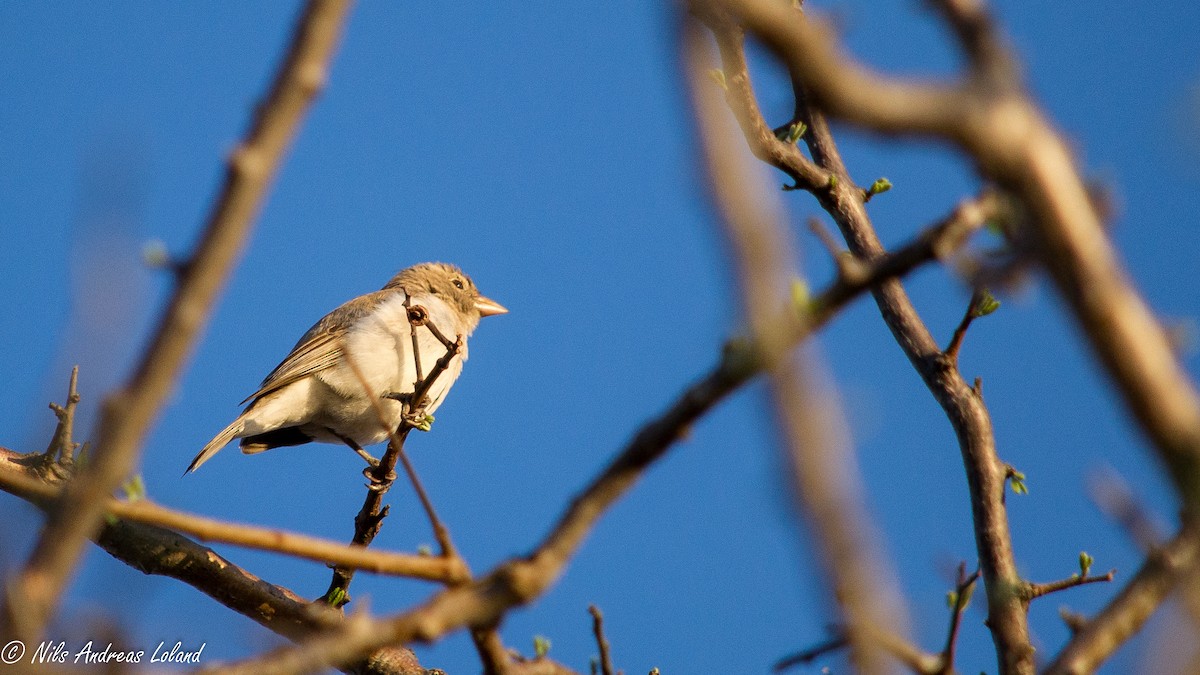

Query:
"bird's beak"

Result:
[[475, 296, 508, 317]]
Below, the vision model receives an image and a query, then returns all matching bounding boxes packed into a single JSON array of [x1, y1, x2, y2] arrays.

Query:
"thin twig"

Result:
[[1024, 571, 1117, 601], [774, 634, 849, 672], [944, 288, 987, 362], [589, 605, 615, 675], [941, 563, 981, 673], [0, 0, 355, 645], [325, 323, 463, 605], [42, 366, 81, 462]]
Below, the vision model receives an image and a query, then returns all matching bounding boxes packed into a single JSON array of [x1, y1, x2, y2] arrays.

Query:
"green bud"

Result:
[[324, 587, 347, 606], [121, 474, 146, 502], [971, 289, 1001, 318], [533, 635, 551, 658], [791, 122, 807, 144], [417, 544, 433, 556], [960, 580, 976, 608], [1079, 551, 1094, 577], [946, 590, 958, 608], [141, 239, 171, 269], [868, 177, 892, 196], [791, 278, 811, 314]]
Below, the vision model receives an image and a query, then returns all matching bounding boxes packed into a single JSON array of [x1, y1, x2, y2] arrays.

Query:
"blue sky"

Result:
[[2, 1, 1198, 673]]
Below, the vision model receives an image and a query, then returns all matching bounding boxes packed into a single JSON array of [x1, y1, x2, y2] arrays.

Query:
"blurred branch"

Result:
[[687, 18, 908, 673], [0, 0, 355, 645], [694, 4, 1032, 673]]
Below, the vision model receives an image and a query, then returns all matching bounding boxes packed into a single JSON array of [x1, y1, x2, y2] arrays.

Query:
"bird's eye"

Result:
[[452, 278, 464, 290]]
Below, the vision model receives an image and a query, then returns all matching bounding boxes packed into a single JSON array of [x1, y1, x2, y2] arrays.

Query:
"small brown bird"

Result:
[[187, 262, 506, 473]]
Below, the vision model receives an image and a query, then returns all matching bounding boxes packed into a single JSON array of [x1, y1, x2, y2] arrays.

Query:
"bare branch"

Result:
[[0, 0, 355, 645], [43, 366, 81, 462], [589, 605, 615, 675]]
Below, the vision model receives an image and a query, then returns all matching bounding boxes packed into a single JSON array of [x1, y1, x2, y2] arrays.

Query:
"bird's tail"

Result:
[[186, 418, 244, 474]]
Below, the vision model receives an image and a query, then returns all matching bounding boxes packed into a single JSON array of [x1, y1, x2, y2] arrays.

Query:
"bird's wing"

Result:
[[239, 289, 397, 405]]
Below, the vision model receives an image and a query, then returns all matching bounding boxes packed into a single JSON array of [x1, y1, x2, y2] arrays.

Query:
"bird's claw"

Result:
[[363, 465, 396, 490]]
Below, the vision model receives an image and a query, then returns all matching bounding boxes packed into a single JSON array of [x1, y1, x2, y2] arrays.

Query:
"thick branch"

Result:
[[0, 0, 355, 645]]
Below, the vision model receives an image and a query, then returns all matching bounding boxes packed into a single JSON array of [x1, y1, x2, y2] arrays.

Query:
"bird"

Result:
[[186, 262, 506, 475]]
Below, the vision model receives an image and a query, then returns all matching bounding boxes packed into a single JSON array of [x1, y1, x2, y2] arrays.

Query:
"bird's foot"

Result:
[[352, 446, 381, 467], [363, 464, 397, 491]]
